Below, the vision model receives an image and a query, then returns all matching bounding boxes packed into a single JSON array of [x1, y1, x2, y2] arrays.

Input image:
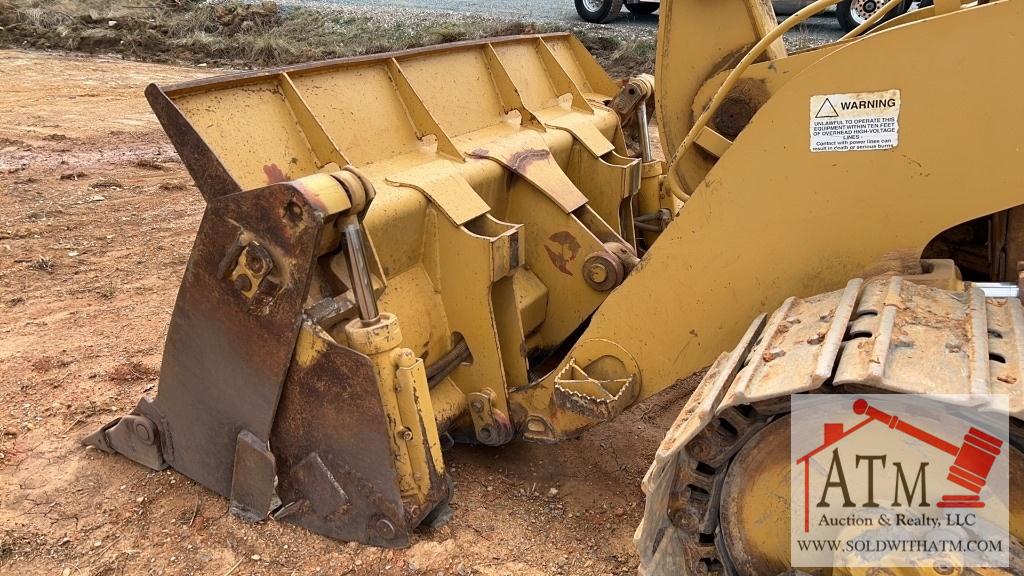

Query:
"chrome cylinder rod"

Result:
[[636, 102, 653, 163], [342, 219, 380, 323]]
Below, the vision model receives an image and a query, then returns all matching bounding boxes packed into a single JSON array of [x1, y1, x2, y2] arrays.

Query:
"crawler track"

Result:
[[637, 278, 1024, 575]]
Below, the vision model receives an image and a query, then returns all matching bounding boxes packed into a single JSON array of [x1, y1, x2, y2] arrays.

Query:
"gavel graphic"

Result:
[[853, 399, 1003, 508]]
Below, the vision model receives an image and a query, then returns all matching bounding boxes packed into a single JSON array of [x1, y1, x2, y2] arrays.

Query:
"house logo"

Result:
[[790, 394, 1010, 569]]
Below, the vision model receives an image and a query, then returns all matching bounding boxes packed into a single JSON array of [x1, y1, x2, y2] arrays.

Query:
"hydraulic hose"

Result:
[[426, 336, 471, 388]]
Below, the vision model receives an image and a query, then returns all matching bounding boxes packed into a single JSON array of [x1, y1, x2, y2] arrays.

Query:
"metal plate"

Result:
[[143, 182, 323, 498], [270, 322, 448, 548]]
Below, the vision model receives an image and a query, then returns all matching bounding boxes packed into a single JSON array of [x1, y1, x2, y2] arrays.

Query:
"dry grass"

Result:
[[28, 256, 53, 273], [0, 0, 656, 76]]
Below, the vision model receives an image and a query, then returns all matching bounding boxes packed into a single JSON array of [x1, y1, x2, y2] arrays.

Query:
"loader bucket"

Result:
[[84, 33, 633, 546]]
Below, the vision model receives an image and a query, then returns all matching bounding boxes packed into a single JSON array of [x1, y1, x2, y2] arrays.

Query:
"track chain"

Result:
[[636, 277, 1024, 575]]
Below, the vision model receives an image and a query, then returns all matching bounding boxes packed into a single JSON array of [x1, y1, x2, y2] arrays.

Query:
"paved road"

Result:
[[283, 0, 846, 42]]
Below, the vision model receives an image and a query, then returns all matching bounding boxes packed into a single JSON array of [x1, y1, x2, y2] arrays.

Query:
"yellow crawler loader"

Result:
[[85, 0, 1024, 572]]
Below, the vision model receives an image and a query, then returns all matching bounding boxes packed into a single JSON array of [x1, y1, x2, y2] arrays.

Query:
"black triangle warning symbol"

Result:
[[815, 98, 839, 118]]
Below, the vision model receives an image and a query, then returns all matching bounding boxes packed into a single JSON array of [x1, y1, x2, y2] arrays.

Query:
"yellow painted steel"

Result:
[[157, 2, 1024, 446], [653, 0, 786, 198], [160, 34, 636, 453], [125, 0, 1024, 553], [514, 0, 1024, 439]]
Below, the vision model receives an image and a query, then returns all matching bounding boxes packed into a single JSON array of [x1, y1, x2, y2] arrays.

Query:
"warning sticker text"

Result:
[[810, 90, 900, 152]]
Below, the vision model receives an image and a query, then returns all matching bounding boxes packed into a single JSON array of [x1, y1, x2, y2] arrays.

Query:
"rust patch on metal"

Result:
[[85, 183, 324, 503], [264, 163, 288, 185], [711, 78, 771, 140], [145, 84, 242, 203], [271, 322, 429, 547], [467, 148, 550, 174], [861, 249, 924, 279], [291, 182, 329, 215], [507, 148, 550, 174], [544, 231, 581, 276], [707, 42, 755, 83]]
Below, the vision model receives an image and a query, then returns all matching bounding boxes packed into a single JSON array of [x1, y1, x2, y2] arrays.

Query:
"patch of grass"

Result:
[[15, 5, 73, 28], [786, 23, 821, 51], [0, 0, 656, 76], [577, 28, 656, 76], [95, 281, 116, 299]]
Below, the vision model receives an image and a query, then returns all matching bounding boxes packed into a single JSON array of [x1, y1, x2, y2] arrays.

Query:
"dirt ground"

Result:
[[0, 49, 692, 575]]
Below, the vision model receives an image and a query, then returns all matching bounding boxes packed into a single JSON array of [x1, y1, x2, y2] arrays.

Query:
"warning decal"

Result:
[[810, 89, 900, 152]]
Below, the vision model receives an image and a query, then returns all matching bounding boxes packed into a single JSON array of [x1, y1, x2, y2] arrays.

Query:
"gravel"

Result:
[[281, 0, 599, 26], [277, 0, 845, 46]]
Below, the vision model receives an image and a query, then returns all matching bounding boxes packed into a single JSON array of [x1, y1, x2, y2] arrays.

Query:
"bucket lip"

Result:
[[156, 32, 576, 98]]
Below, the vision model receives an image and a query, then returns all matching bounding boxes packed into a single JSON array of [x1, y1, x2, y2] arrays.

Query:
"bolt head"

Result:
[[586, 262, 608, 284], [245, 249, 266, 274], [133, 421, 154, 445], [284, 201, 303, 224], [233, 274, 253, 293], [375, 518, 396, 539], [582, 252, 623, 292]]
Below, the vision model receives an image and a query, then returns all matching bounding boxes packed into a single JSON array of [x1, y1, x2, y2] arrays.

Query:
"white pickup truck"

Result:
[[575, 0, 912, 31]]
